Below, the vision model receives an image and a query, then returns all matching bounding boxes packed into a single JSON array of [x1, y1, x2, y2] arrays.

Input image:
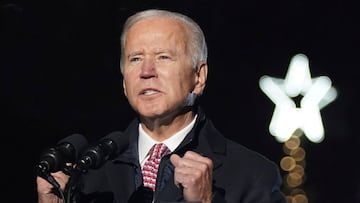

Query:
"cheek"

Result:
[[123, 77, 135, 95], [173, 76, 195, 95], [179, 71, 196, 87]]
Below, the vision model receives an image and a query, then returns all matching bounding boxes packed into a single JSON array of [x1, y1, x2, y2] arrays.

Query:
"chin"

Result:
[[138, 107, 162, 118]]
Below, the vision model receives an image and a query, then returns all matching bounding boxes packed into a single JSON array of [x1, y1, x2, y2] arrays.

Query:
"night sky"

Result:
[[1, 0, 359, 202]]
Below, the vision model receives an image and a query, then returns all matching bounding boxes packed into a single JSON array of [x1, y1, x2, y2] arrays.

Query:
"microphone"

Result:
[[75, 131, 127, 173], [183, 92, 198, 107], [35, 133, 88, 176]]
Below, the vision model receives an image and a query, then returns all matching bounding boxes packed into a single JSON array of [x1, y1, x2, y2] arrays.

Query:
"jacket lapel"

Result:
[[155, 106, 227, 202]]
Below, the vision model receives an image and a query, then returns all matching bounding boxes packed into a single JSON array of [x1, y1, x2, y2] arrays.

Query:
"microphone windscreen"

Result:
[[57, 133, 88, 161], [101, 131, 128, 156]]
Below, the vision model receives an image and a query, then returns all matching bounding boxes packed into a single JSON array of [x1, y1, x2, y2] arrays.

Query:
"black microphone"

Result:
[[35, 133, 88, 176], [75, 131, 127, 173]]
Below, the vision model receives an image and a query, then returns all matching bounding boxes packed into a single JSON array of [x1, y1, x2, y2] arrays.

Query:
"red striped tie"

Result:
[[142, 143, 170, 191]]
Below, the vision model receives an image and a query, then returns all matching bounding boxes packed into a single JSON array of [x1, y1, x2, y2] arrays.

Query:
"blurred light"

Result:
[[293, 194, 308, 203], [259, 53, 337, 143], [284, 135, 301, 150], [291, 165, 305, 177], [296, 159, 306, 168], [280, 156, 297, 171], [284, 54, 312, 97], [290, 147, 306, 162], [287, 172, 303, 187], [290, 188, 306, 196], [285, 196, 293, 203], [280, 134, 308, 201]]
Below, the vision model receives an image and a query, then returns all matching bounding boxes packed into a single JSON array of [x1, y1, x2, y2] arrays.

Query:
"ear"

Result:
[[193, 62, 208, 95]]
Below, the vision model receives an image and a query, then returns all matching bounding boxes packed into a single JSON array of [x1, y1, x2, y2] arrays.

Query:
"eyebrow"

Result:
[[127, 51, 143, 58]]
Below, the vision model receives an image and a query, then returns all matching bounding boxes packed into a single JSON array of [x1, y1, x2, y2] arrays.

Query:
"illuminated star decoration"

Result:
[[259, 53, 337, 143]]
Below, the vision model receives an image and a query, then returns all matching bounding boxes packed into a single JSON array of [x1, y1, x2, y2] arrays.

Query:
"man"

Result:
[[37, 8, 286, 203]]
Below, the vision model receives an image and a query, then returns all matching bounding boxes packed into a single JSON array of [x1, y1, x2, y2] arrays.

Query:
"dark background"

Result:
[[1, 0, 359, 202]]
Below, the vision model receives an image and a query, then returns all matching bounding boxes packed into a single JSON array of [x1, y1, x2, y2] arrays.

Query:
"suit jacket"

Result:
[[73, 106, 286, 203]]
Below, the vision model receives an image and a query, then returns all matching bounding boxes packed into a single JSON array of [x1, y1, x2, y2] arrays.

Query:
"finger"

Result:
[[50, 171, 70, 190], [170, 153, 181, 167], [172, 161, 211, 188], [180, 151, 213, 170], [171, 155, 206, 188], [170, 154, 183, 187]]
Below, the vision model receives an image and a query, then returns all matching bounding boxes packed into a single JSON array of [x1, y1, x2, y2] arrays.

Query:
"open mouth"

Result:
[[142, 89, 159, 95]]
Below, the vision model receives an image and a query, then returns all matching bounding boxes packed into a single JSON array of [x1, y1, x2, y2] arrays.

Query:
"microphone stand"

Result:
[[63, 165, 82, 203]]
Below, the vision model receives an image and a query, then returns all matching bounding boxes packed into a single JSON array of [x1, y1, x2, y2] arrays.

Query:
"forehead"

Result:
[[127, 17, 189, 41]]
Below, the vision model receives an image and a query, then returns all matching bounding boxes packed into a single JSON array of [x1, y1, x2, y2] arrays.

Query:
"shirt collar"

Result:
[[138, 114, 198, 163]]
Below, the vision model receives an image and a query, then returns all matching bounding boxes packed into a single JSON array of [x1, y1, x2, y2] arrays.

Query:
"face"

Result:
[[122, 17, 206, 121]]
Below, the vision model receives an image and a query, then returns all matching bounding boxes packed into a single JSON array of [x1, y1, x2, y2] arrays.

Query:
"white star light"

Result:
[[259, 54, 337, 143]]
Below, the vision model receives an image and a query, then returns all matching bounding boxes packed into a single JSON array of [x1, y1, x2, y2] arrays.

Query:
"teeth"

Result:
[[143, 90, 157, 95]]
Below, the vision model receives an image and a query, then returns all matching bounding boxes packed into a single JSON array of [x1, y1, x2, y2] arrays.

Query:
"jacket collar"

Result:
[[113, 106, 227, 167]]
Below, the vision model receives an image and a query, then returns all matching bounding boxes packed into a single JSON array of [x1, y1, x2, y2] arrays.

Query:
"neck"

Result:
[[140, 108, 195, 142]]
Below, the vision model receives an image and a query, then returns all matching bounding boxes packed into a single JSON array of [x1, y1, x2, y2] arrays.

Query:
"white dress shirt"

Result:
[[138, 115, 197, 167]]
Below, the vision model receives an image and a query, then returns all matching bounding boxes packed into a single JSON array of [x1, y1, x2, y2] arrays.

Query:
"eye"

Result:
[[158, 55, 170, 60], [129, 56, 141, 62]]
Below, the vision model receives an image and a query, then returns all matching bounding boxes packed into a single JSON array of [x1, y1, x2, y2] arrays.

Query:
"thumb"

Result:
[[170, 153, 181, 167]]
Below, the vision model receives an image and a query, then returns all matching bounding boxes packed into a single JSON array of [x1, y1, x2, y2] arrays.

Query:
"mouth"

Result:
[[141, 89, 160, 95]]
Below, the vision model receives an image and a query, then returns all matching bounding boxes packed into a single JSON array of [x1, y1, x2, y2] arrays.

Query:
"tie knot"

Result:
[[149, 143, 170, 159]]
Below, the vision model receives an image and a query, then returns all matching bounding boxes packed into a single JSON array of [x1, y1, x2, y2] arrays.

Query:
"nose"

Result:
[[140, 57, 157, 79]]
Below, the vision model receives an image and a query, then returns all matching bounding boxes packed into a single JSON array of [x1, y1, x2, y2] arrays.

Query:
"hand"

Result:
[[36, 171, 69, 203], [170, 151, 213, 203]]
